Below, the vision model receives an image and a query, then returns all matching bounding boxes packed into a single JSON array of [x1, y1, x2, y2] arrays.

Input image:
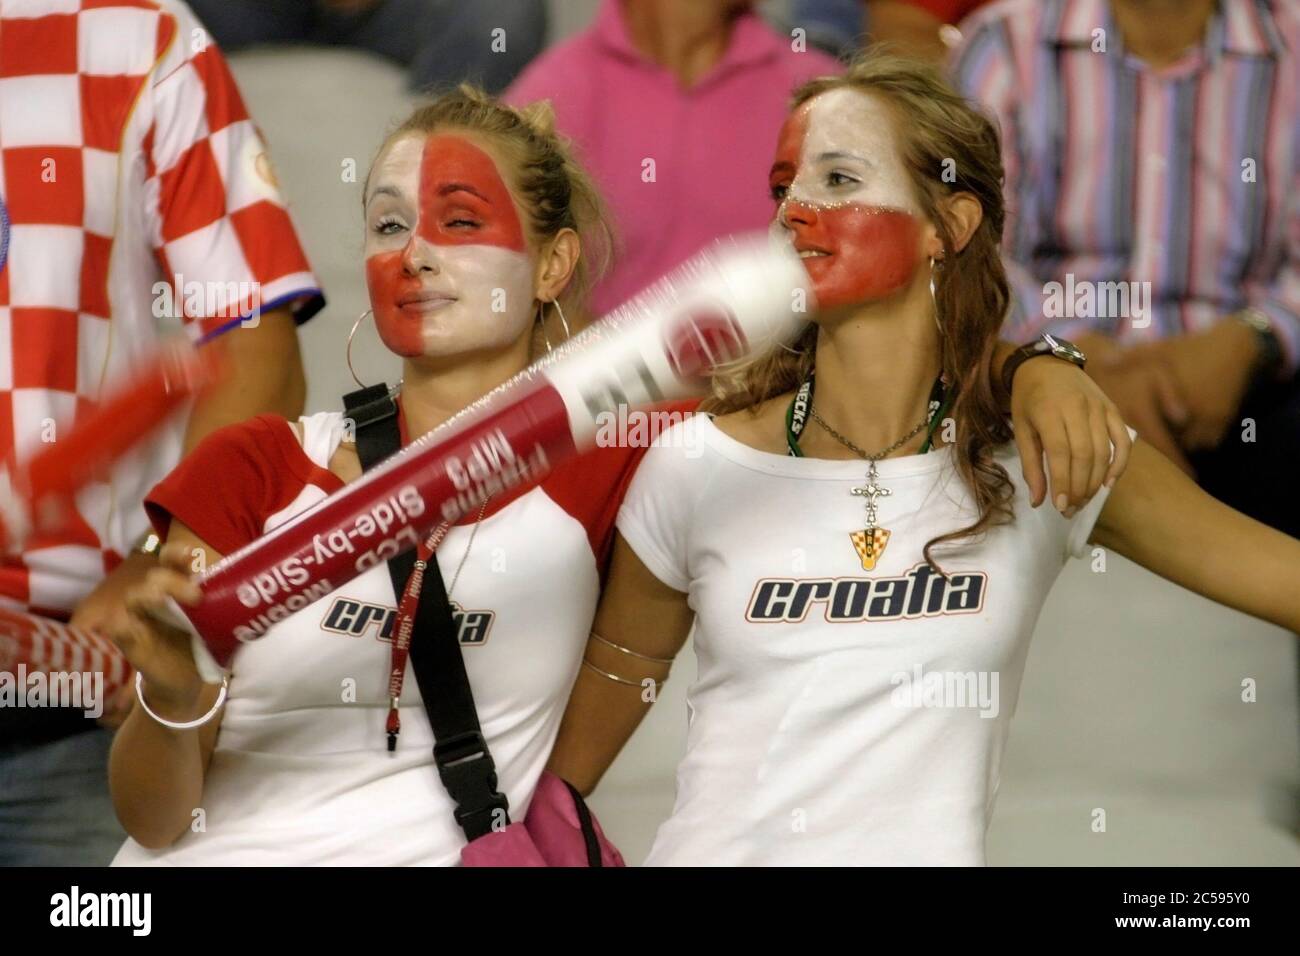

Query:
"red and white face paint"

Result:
[[769, 89, 925, 310], [364, 133, 535, 358]]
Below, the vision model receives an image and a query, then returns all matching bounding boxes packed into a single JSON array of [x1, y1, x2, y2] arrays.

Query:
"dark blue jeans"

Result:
[[0, 729, 125, 866], [186, 0, 549, 93]]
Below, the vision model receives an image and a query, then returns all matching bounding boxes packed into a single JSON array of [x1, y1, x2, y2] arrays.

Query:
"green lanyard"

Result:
[[785, 370, 952, 458]]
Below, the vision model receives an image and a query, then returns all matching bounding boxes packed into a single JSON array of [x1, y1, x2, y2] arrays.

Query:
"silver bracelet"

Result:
[[134, 672, 228, 730]]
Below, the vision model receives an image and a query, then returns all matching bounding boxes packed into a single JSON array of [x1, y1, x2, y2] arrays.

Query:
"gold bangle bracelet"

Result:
[[582, 658, 665, 689], [589, 630, 674, 665]]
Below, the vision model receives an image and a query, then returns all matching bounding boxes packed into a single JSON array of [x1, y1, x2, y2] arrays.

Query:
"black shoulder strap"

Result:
[[343, 385, 510, 842]]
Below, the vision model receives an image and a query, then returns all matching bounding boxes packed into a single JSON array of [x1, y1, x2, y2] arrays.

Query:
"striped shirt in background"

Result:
[[951, 0, 1300, 375]]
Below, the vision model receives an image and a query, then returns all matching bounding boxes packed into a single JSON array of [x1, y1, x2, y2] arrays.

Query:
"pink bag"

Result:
[[460, 771, 626, 867]]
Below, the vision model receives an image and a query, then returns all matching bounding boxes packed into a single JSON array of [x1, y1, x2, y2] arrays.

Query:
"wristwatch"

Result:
[[1233, 308, 1283, 385], [1001, 333, 1088, 398]]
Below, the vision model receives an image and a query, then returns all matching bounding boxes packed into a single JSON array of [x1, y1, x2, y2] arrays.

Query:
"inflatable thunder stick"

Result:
[[175, 236, 813, 680], [0, 607, 134, 699], [0, 342, 223, 552], [0, 343, 221, 694]]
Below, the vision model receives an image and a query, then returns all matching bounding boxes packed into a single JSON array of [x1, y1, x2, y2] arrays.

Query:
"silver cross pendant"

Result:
[[850, 459, 891, 533]]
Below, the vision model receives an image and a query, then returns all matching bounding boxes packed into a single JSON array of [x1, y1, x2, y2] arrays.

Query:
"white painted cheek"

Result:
[[421, 245, 534, 348]]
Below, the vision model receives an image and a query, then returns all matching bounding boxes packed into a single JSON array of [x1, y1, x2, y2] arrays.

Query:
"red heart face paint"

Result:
[[769, 90, 926, 310], [364, 132, 535, 359]]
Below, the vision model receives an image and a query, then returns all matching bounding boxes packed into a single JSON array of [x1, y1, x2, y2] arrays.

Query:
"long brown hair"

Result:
[[705, 53, 1016, 570], [364, 85, 614, 347]]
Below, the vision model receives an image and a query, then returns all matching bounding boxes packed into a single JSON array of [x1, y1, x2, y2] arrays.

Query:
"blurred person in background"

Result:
[[0, 0, 321, 865], [778, 0, 864, 59], [954, 0, 1300, 816], [953, 0, 1300, 539], [866, 0, 993, 61], [504, 0, 843, 317], [186, 0, 548, 94]]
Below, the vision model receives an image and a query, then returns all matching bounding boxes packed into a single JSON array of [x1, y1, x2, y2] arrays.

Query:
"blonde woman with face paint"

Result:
[[104, 89, 638, 866], [547, 57, 1300, 866], [103, 84, 1126, 866]]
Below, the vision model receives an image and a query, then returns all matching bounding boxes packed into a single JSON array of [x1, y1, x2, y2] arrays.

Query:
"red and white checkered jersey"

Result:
[[0, 0, 323, 617]]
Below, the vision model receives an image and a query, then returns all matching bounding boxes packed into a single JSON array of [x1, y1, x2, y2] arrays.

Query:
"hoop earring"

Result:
[[538, 299, 574, 353], [929, 257, 943, 336], [553, 299, 572, 340], [537, 301, 554, 353], [347, 309, 374, 388]]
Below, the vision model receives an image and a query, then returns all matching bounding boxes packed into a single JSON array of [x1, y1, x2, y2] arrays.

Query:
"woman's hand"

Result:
[[1010, 354, 1132, 515], [104, 543, 206, 723]]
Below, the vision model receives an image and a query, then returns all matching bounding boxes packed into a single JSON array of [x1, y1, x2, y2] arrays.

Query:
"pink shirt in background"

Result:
[[505, 0, 842, 316]]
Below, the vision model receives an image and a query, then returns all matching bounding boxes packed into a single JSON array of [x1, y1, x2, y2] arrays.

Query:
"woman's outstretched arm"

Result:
[[546, 533, 695, 795], [1091, 440, 1300, 634]]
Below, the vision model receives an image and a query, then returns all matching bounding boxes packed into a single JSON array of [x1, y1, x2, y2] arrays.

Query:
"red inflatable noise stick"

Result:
[[0, 342, 225, 552], [0, 606, 133, 702], [158, 235, 815, 681]]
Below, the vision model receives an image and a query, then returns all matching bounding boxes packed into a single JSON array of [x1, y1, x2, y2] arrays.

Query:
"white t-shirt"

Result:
[[113, 406, 657, 866], [618, 414, 1117, 866]]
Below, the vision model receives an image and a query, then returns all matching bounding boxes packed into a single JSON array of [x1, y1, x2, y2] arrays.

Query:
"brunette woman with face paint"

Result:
[[102, 84, 1124, 866], [548, 57, 1300, 866]]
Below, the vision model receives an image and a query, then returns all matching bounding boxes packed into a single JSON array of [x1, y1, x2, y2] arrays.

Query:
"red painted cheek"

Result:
[[366, 252, 426, 357], [803, 208, 922, 308]]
